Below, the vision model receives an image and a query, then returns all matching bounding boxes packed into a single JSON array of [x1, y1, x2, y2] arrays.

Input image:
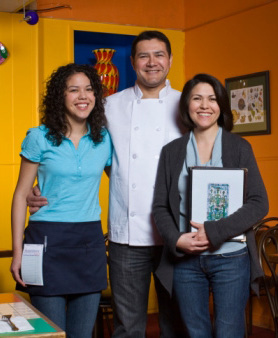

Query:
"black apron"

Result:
[[17, 220, 107, 296]]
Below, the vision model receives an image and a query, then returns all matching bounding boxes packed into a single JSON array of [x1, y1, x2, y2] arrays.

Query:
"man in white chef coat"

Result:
[[106, 31, 184, 337], [27, 30, 185, 337]]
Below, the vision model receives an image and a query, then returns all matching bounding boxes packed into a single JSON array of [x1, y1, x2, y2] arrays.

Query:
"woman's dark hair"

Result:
[[179, 73, 233, 132], [131, 30, 172, 59], [40, 63, 107, 145]]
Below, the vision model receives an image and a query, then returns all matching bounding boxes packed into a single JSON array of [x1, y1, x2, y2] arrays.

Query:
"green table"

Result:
[[0, 293, 65, 337]]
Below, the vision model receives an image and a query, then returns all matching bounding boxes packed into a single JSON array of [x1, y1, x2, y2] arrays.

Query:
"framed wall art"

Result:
[[225, 71, 270, 136]]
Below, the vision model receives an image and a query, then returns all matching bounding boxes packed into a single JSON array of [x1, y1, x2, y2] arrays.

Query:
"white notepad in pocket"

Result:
[[21, 244, 44, 286]]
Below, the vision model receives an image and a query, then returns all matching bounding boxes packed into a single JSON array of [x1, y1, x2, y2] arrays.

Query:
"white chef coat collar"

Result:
[[133, 79, 171, 99]]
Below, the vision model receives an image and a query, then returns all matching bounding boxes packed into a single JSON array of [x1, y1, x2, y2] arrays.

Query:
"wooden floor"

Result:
[[103, 313, 275, 337]]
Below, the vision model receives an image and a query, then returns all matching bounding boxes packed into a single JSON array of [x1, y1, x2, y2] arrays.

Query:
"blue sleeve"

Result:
[[20, 127, 43, 163], [104, 130, 113, 167]]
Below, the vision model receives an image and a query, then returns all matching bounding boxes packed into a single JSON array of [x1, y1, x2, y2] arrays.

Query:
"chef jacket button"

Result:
[[156, 127, 161, 131], [134, 126, 139, 131], [132, 154, 137, 159], [130, 212, 136, 217], [137, 100, 141, 104], [132, 183, 136, 189], [159, 100, 163, 104]]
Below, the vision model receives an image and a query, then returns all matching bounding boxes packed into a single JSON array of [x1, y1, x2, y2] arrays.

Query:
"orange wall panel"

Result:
[[184, 0, 275, 29], [37, 0, 185, 30], [183, 1, 278, 155]]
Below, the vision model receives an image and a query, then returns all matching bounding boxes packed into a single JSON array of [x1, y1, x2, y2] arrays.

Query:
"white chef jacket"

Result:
[[106, 80, 184, 246]]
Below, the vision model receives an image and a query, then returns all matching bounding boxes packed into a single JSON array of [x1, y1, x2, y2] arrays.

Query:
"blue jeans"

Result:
[[173, 247, 250, 338], [109, 242, 181, 338], [30, 292, 101, 338]]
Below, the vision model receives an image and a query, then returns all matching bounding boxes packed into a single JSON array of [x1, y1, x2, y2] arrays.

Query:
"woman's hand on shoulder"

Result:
[[176, 232, 209, 254]]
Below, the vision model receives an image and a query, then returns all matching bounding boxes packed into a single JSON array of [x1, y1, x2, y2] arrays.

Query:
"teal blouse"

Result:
[[21, 125, 112, 222]]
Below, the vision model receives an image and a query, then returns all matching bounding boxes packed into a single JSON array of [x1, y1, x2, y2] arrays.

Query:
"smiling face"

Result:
[[189, 82, 220, 132], [64, 72, 95, 125], [131, 38, 173, 96]]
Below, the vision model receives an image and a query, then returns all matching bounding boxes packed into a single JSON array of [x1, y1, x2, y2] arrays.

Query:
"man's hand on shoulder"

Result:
[[27, 185, 48, 215]]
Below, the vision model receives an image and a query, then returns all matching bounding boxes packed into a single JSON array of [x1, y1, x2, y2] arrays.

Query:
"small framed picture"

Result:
[[189, 167, 247, 242], [225, 71, 270, 136]]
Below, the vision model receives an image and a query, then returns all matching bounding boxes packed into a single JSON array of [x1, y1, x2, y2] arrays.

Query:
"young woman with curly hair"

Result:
[[10, 63, 112, 337]]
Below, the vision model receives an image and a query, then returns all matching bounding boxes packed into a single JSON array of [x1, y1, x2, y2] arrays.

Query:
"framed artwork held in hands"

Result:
[[189, 167, 247, 242]]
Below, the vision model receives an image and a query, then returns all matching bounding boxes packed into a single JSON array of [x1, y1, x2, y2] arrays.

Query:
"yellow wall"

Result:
[[0, 13, 185, 313], [183, 0, 278, 328], [0, 12, 39, 292]]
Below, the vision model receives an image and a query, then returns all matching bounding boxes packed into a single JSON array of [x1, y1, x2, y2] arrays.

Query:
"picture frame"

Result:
[[225, 71, 270, 136], [189, 167, 247, 242]]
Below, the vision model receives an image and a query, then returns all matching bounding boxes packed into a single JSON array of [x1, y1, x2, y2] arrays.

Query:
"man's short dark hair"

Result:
[[179, 73, 234, 132], [131, 31, 172, 59]]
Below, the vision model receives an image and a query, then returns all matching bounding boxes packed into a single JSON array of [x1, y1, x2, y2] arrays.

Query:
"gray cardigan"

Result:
[[152, 129, 269, 296]]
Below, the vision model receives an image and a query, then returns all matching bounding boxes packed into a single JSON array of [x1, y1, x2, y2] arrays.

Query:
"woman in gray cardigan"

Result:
[[152, 74, 268, 338]]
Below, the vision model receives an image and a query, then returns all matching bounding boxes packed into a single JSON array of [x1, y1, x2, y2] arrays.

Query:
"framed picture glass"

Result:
[[225, 71, 270, 136], [189, 167, 247, 241]]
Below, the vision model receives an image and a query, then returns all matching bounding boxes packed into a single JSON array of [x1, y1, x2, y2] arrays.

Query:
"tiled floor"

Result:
[[103, 313, 275, 337]]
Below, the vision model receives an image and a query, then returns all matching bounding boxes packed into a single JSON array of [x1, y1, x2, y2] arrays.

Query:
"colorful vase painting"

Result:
[[0, 42, 8, 65], [93, 48, 119, 96]]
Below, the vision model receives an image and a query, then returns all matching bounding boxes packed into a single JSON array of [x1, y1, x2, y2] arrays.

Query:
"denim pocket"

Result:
[[220, 247, 248, 258]]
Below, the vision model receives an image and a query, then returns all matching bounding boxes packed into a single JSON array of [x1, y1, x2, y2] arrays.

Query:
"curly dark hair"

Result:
[[40, 63, 107, 145], [179, 73, 233, 132]]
